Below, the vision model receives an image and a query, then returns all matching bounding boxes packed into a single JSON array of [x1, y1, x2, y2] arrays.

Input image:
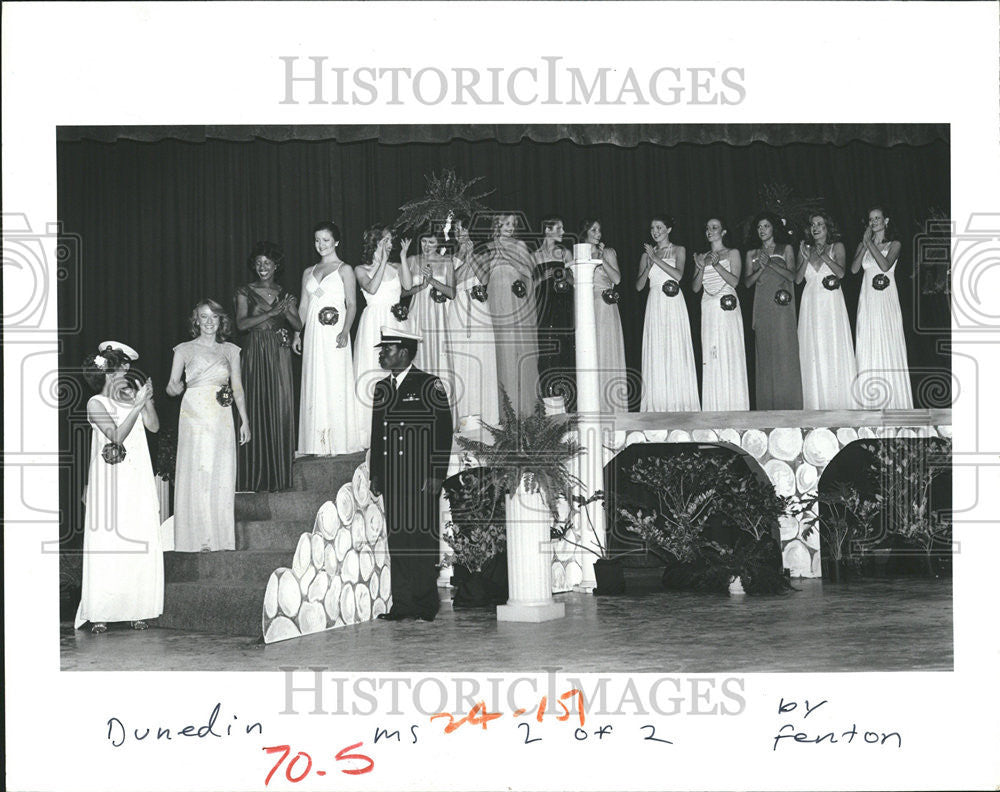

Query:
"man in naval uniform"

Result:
[[369, 328, 454, 621]]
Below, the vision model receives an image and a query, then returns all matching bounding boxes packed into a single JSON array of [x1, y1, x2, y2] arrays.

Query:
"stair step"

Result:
[[164, 549, 291, 583], [236, 519, 313, 550], [158, 581, 263, 637], [292, 452, 366, 491]]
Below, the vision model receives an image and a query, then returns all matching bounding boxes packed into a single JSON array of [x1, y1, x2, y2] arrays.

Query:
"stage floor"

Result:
[[60, 572, 952, 673]]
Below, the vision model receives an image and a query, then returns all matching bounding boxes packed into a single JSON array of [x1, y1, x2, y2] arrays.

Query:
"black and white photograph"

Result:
[[4, 3, 999, 791], [53, 122, 953, 670]]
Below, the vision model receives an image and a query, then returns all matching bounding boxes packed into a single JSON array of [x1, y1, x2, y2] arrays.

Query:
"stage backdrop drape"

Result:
[[57, 128, 950, 544]]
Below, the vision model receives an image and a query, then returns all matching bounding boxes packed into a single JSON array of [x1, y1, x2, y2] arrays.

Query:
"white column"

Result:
[[497, 478, 565, 622], [571, 254, 609, 591]]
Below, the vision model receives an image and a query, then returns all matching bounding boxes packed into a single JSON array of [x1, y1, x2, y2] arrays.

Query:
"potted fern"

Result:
[[456, 389, 582, 621]]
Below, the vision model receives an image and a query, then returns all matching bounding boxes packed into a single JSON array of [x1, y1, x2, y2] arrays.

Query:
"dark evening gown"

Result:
[[236, 285, 296, 492], [534, 259, 576, 411], [751, 253, 803, 410]]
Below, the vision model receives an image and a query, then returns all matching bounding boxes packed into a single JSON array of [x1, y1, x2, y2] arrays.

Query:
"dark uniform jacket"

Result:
[[369, 365, 454, 503]]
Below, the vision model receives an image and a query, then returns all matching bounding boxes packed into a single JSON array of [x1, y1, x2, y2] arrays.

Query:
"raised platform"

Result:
[[157, 452, 365, 637]]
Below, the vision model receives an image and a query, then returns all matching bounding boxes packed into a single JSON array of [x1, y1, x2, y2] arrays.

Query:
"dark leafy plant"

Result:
[[861, 437, 952, 576], [911, 207, 951, 296], [442, 468, 506, 573], [620, 451, 791, 593], [552, 490, 644, 561], [792, 480, 882, 564], [455, 388, 583, 522], [154, 428, 177, 482], [738, 182, 825, 245], [393, 169, 494, 237]]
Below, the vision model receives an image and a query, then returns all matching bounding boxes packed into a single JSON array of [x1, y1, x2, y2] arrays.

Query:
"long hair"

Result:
[[578, 217, 602, 245], [748, 211, 788, 249], [360, 224, 387, 268], [866, 205, 898, 242], [491, 213, 520, 240], [806, 211, 841, 244], [188, 298, 233, 342]]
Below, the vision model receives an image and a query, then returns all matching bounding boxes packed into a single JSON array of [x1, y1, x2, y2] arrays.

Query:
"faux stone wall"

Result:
[[262, 462, 391, 644], [607, 423, 952, 579]]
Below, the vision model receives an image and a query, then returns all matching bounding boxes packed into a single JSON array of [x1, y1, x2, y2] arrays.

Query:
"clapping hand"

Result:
[[136, 380, 154, 406], [643, 243, 656, 260], [271, 295, 295, 316]]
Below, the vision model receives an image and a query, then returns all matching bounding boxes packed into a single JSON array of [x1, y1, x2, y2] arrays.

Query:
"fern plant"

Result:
[[455, 388, 583, 521], [393, 169, 494, 237]]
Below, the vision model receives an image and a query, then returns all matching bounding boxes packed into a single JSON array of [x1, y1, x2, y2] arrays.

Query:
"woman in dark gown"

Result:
[[234, 241, 302, 491], [744, 212, 802, 410], [532, 215, 575, 411]]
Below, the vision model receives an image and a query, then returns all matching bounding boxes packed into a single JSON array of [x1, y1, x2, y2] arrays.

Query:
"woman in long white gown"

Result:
[[797, 212, 858, 409], [693, 217, 749, 411], [405, 229, 457, 399], [447, 214, 500, 426], [637, 214, 700, 411], [481, 213, 540, 415], [581, 218, 628, 412], [355, 224, 413, 446], [75, 342, 164, 632], [168, 300, 250, 551], [851, 206, 913, 409], [293, 221, 364, 455]]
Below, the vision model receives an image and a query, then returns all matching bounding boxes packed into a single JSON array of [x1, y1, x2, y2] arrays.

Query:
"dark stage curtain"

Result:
[[56, 130, 950, 543]]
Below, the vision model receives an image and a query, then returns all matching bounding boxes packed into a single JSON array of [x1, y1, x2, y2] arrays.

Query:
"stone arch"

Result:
[[817, 435, 952, 577]]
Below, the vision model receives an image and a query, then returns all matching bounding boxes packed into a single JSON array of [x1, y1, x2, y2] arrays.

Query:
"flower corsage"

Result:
[[216, 383, 234, 407], [720, 294, 738, 311], [318, 306, 340, 325], [430, 287, 448, 304], [511, 279, 527, 298], [774, 289, 792, 306], [872, 273, 890, 291], [602, 287, 620, 305], [276, 328, 292, 347], [470, 284, 488, 303], [390, 302, 409, 321], [661, 279, 680, 297], [102, 442, 127, 465], [822, 274, 841, 291]]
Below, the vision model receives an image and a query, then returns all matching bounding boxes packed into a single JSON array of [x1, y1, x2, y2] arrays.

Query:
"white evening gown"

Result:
[[355, 264, 410, 447], [855, 245, 913, 409], [75, 395, 164, 627], [446, 259, 500, 426], [298, 266, 364, 455], [798, 262, 858, 409], [700, 258, 749, 411], [640, 257, 700, 411]]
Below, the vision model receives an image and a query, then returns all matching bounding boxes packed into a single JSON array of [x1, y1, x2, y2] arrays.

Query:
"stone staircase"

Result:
[[157, 452, 366, 637]]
